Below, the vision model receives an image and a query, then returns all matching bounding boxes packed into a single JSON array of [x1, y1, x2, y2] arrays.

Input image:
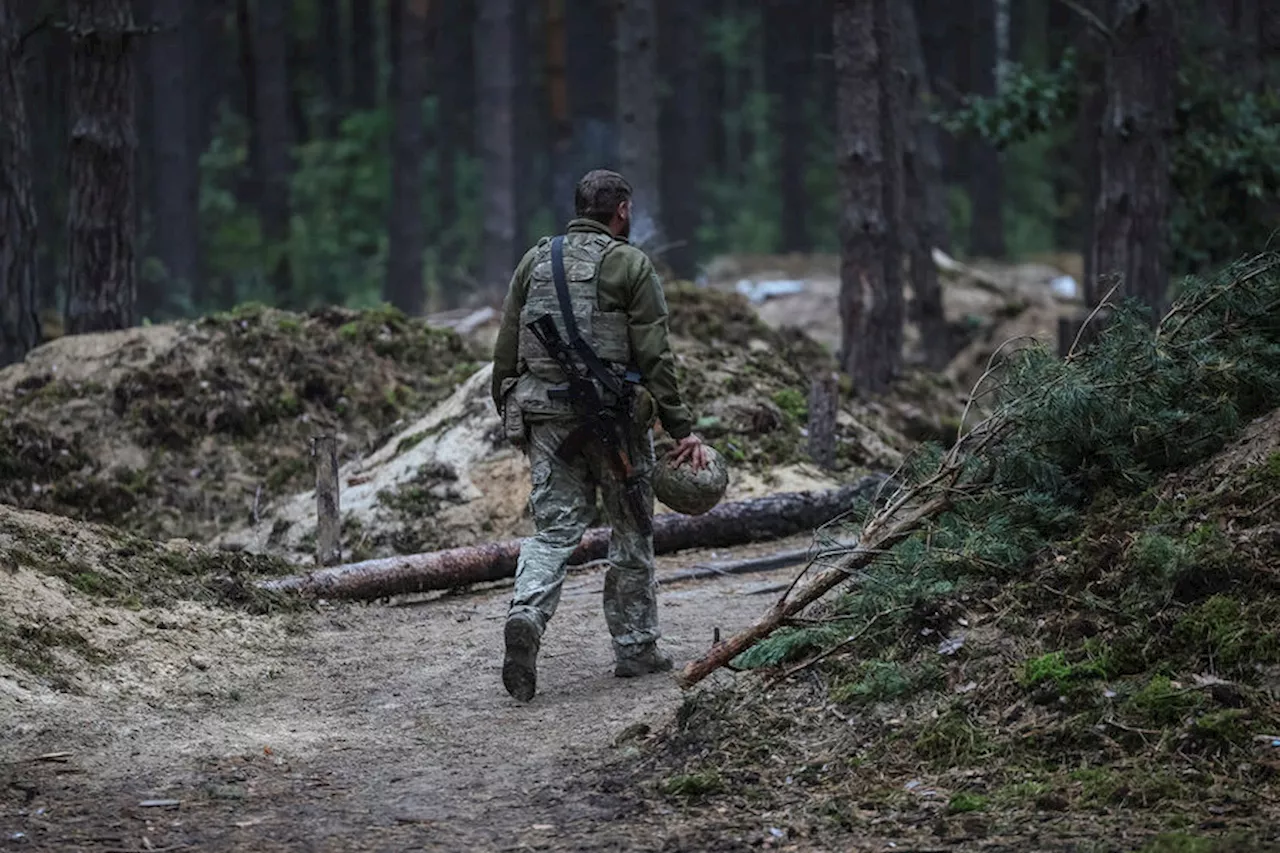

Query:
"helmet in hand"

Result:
[[653, 444, 729, 515]]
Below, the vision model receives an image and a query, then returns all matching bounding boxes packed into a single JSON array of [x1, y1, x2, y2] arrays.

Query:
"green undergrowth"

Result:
[[616, 255, 1280, 847], [0, 304, 474, 543]]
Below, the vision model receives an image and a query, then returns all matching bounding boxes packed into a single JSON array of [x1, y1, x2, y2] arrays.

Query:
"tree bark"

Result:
[[1091, 0, 1176, 317], [807, 373, 839, 470], [765, 0, 813, 254], [617, 0, 662, 248], [436, 0, 476, 306], [476, 0, 516, 291], [317, 0, 343, 132], [253, 0, 293, 307], [65, 0, 138, 335], [385, 0, 429, 315], [565, 0, 616, 222], [657, 0, 704, 280], [147, 0, 201, 316], [835, 0, 903, 395], [0, 0, 41, 365], [545, 0, 572, 224], [349, 0, 376, 110], [260, 484, 882, 600], [965, 0, 1005, 259], [897, 0, 949, 369]]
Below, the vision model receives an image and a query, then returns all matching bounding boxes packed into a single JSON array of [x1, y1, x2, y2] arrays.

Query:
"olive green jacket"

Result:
[[491, 218, 694, 440]]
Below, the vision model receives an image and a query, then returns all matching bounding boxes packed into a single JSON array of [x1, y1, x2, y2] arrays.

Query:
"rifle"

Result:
[[525, 312, 652, 535]]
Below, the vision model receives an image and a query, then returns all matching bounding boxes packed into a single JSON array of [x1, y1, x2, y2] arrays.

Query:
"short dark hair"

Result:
[[574, 169, 632, 223]]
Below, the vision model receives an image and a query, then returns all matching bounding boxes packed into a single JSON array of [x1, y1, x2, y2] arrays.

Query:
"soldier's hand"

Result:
[[670, 434, 709, 472]]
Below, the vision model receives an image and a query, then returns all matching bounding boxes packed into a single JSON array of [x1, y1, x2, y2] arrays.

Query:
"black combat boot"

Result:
[[614, 643, 674, 678], [502, 612, 541, 702]]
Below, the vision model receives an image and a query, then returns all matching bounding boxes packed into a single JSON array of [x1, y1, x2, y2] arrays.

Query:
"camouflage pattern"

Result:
[[508, 418, 661, 660], [653, 443, 729, 515], [492, 218, 694, 441]]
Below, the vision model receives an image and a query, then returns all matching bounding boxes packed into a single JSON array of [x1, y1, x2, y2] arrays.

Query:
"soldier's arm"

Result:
[[623, 253, 695, 440], [491, 252, 534, 411]]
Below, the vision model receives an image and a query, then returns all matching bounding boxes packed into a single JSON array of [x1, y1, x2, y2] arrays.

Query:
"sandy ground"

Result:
[[0, 537, 824, 853]]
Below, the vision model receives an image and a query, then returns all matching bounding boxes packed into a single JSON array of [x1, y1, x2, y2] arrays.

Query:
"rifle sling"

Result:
[[550, 235, 626, 398]]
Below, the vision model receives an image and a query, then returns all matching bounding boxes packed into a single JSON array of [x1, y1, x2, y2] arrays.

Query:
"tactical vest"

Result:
[[513, 232, 633, 417]]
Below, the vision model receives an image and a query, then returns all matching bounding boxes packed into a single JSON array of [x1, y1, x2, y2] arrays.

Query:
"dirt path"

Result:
[[1, 540, 812, 853]]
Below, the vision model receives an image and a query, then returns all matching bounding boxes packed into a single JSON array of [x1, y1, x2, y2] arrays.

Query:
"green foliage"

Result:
[[746, 254, 1280, 697], [832, 659, 941, 706], [1123, 676, 1205, 727], [944, 52, 1280, 272], [946, 792, 989, 814], [771, 388, 808, 422], [660, 771, 725, 798]]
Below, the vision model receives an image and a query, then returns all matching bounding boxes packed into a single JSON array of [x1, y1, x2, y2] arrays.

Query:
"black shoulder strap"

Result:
[[550, 235, 624, 396]]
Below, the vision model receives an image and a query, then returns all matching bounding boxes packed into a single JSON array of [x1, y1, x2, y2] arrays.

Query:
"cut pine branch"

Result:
[[258, 482, 885, 601]]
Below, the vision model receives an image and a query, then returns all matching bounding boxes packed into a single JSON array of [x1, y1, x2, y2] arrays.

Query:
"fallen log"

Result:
[[258, 478, 888, 601]]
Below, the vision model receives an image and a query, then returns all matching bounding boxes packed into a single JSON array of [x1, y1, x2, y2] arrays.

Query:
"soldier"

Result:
[[491, 169, 710, 703]]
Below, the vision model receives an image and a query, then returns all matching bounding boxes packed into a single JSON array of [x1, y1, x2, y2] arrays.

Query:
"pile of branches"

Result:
[[681, 253, 1280, 685]]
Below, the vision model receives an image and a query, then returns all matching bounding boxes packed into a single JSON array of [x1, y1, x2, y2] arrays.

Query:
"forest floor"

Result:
[[1, 533, 848, 853]]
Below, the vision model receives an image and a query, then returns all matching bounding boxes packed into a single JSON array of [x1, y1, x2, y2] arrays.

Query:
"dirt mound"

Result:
[[0, 304, 475, 544], [0, 504, 294, 708], [699, 250, 1080, 394], [220, 287, 948, 564]]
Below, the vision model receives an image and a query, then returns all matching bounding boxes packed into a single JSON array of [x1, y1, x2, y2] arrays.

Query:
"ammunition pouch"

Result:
[[499, 376, 526, 444]]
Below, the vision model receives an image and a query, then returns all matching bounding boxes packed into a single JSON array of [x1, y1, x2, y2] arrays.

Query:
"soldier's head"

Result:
[[575, 170, 633, 239]]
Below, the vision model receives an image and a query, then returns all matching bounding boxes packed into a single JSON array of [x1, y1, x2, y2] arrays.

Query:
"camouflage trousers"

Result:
[[509, 418, 659, 660]]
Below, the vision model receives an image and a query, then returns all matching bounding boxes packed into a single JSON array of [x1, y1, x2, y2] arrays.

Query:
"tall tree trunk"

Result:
[[387, 0, 401, 99], [765, 0, 813, 254], [318, 0, 343, 132], [916, 0, 960, 188], [234, 0, 258, 208], [835, 0, 903, 395], [1091, 0, 1176, 316], [513, 0, 539, 248], [565, 0, 616, 212], [147, 0, 201, 316], [437, 0, 475, 305], [349, 0, 376, 110], [253, 0, 293, 307], [545, 0, 572, 226], [965, 0, 1005, 259], [476, 0, 516, 291], [658, 0, 705, 279], [896, 0, 949, 369], [0, 0, 41, 364], [616, 0, 662, 248], [385, 0, 429, 315], [65, 0, 138, 335]]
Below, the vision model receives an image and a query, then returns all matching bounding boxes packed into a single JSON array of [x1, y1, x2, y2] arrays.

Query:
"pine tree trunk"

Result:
[[565, 0, 616, 217], [0, 0, 41, 365], [765, 0, 813, 254], [835, 0, 903, 395], [658, 0, 705, 280], [253, 0, 293, 307], [545, 0, 572, 226], [26, 22, 66, 321], [350, 0, 376, 110], [147, 0, 201, 316], [437, 0, 476, 306], [965, 0, 1005, 259], [385, 0, 428, 315], [234, 0, 258, 207], [617, 0, 662, 247], [261, 485, 876, 600], [65, 0, 138, 335], [896, 0, 949, 369], [512, 0, 538, 249], [916, 0, 960, 191], [1091, 0, 1176, 316], [317, 0, 343, 132], [476, 0, 516, 291]]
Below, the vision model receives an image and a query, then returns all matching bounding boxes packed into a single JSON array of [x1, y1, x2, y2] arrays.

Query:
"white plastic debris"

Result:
[[1050, 275, 1080, 301], [734, 278, 807, 304]]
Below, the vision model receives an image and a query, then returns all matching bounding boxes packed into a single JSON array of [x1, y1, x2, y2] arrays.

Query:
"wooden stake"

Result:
[[313, 434, 341, 566], [808, 372, 839, 470]]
